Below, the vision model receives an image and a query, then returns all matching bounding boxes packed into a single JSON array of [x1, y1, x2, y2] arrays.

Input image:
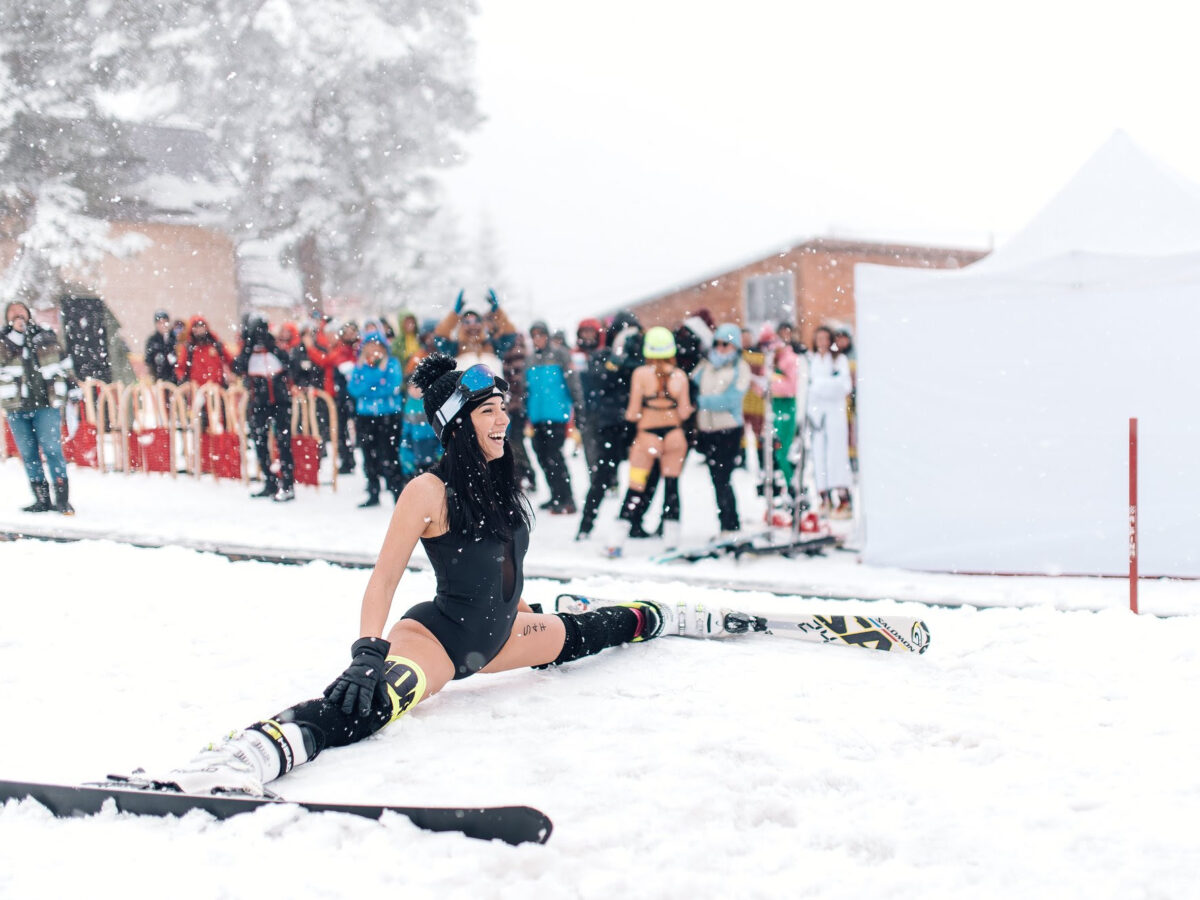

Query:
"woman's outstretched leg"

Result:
[[481, 602, 664, 675], [151, 623, 455, 795]]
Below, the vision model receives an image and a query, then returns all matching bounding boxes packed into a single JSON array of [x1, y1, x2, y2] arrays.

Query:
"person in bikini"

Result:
[[613, 326, 694, 549], [125, 353, 667, 797]]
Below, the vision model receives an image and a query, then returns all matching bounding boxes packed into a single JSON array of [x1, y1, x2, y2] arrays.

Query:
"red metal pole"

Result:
[[1129, 417, 1138, 614]]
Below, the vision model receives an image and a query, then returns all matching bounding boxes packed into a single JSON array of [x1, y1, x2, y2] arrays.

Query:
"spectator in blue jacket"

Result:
[[399, 378, 442, 485], [347, 334, 404, 507], [526, 320, 584, 514], [575, 311, 642, 540], [691, 323, 752, 537]]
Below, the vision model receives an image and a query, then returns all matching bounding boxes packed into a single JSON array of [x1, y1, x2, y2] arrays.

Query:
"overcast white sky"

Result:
[[441, 0, 1200, 325]]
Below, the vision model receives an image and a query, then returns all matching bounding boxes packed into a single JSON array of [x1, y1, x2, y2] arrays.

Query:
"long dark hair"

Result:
[[434, 403, 532, 541]]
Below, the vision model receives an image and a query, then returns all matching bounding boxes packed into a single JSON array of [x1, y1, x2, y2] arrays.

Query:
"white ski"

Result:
[[555, 593, 930, 654]]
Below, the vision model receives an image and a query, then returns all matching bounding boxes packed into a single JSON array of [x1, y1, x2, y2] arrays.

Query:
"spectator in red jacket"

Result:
[[303, 320, 359, 474], [175, 315, 233, 387]]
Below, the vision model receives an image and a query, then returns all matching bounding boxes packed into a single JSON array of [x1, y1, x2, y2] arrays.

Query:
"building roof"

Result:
[[614, 235, 990, 314]]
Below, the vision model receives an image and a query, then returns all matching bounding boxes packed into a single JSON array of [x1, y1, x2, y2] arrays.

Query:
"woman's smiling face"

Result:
[[471, 396, 509, 461]]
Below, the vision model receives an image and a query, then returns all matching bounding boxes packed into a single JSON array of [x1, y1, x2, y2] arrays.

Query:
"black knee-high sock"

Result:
[[543, 607, 641, 667], [662, 476, 680, 521], [619, 488, 647, 524], [273, 697, 391, 760]]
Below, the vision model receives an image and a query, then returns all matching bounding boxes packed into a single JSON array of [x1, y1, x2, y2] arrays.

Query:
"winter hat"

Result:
[[362, 332, 389, 348], [154, 310, 170, 322], [577, 317, 604, 349], [529, 320, 549, 336], [681, 314, 714, 353], [413, 352, 504, 444], [758, 323, 779, 346], [713, 323, 743, 349], [419, 318, 439, 336], [276, 322, 300, 349], [643, 326, 676, 360]]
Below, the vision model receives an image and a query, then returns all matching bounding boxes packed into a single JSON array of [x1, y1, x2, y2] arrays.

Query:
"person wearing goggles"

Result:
[[431, 288, 517, 370], [140, 353, 666, 797], [431, 362, 510, 441]]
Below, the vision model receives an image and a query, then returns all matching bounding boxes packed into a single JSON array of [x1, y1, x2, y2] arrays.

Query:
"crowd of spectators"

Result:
[[2, 291, 859, 544]]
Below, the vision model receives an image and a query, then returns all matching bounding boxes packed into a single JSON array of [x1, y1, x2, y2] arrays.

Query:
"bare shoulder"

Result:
[[392, 472, 448, 536], [401, 472, 446, 508]]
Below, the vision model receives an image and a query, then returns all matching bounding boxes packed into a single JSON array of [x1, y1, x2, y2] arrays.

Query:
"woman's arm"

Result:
[[358, 474, 444, 638], [672, 369, 694, 421], [625, 366, 645, 422]]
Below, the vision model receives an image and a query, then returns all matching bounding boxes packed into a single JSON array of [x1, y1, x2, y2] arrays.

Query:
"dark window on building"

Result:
[[743, 272, 795, 335]]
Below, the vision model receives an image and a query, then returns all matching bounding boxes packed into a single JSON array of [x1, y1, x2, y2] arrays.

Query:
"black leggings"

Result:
[[697, 427, 743, 531], [579, 422, 634, 533], [249, 402, 293, 488], [531, 421, 573, 507], [356, 412, 401, 499]]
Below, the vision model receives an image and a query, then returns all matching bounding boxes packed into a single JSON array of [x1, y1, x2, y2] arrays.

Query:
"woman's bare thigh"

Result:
[[385, 618, 458, 698], [660, 428, 688, 476], [479, 613, 567, 673], [628, 433, 664, 473]]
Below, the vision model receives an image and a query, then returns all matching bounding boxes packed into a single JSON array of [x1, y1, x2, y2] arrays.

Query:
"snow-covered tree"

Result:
[[0, 3, 159, 308], [169, 0, 482, 315], [472, 213, 509, 300]]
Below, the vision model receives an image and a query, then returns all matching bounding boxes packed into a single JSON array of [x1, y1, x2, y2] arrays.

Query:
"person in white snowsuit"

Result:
[[806, 325, 854, 517]]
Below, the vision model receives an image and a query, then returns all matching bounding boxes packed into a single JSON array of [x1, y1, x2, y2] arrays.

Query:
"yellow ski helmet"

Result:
[[643, 326, 676, 360]]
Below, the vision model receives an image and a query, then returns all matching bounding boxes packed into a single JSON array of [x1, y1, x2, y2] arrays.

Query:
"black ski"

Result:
[[729, 532, 840, 559], [0, 778, 552, 846], [650, 529, 773, 563], [651, 530, 838, 563]]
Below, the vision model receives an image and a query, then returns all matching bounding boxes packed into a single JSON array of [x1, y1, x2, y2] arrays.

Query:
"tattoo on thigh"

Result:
[[521, 622, 549, 636]]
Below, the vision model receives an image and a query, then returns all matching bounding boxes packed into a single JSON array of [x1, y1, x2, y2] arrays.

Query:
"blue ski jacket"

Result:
[[400, 391, 441, 476], [525, 344, 583, 425], [347, 346, 404, 417]]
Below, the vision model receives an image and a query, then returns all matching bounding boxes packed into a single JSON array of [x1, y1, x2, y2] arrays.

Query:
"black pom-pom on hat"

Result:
[[412, 352, 457, 392], [413, 353, 465, 442]]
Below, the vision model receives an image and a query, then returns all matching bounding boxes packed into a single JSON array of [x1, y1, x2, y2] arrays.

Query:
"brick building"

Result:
[[615, 237, 989, 345], [0, 122, 243, 375]]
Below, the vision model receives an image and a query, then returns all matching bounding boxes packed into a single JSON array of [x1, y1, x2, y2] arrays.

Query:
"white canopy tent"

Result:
[[854, 132, 1200, 577]]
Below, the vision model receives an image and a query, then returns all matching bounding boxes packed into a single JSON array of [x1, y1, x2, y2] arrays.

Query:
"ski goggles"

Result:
[[433, 364, 509, 438]]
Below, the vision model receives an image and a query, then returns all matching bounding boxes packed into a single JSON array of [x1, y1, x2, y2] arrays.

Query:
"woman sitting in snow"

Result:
[[130, 353, 668, 796]]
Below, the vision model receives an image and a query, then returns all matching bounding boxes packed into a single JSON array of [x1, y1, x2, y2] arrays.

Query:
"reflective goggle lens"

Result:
[[458, 364, 499, 394]]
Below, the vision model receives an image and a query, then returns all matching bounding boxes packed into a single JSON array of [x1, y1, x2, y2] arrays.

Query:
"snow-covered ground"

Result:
[[0, 443, 1191, 615], [0, 450, 1196, 898]]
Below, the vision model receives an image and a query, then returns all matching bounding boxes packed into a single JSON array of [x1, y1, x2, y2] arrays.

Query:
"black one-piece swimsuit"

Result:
[[402, 516, 530, 679]]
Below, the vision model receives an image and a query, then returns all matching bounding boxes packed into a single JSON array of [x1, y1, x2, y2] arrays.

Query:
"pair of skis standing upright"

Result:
[[654, 339, 841, 564]]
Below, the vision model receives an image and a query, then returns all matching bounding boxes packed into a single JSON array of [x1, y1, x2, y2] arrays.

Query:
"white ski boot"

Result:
[[125, 723, 309, 797]]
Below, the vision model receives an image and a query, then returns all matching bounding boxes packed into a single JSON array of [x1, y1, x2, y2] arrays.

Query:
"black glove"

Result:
[[324, 637, 391, 717]]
